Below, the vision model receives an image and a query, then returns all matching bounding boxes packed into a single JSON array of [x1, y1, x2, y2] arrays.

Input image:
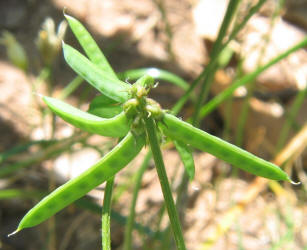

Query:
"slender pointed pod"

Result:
[[161, 113, 290, 181], [62, 42, 130, 103], [43, 96, 130, 137], [64, 14, 117, 79], [13, 132, 144, 233]]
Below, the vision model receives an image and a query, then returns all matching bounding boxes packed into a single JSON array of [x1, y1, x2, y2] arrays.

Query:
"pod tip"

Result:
[[8, 228, 20, 237], [32, 92, 44, 98], [290, 180, 301, 185], [63, 7, 68, 16]]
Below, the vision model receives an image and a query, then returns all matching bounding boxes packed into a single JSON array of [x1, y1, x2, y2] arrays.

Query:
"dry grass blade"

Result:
[[274, 123, 307, 166]]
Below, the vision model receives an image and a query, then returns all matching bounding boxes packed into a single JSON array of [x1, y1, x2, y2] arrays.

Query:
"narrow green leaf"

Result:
[[0, 140, 55, 164], [199, 37, 307, 119], [118, 67, 189, 91], [0, 189, 44, 200], [173, 140, 195, 180]]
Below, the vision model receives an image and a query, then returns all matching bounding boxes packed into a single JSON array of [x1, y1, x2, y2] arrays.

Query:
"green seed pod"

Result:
[[161, 113, 291, 181], [11, 132, 144, 233], [43, 96, 130, 137], [64, 14, 117, 79], [62, 42, 131, 103]]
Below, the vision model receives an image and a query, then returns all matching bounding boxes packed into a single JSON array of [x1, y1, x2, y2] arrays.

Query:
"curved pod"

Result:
[[64, 14, 117, 79], [62, 43, 130, 103], [15, 132, 144, 231], [43, 96, 130, 137]]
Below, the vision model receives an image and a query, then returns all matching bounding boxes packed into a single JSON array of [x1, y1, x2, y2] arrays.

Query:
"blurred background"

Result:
[[0, 0, 306, 249]]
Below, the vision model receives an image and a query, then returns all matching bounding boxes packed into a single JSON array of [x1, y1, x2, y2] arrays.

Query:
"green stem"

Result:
[[171, 0, 265, 117], [0, 133, 88, 177], [224, 0, 266, 51], [275, 86, 307, 153], [144, 117, 186, 250], [123, 152, 152, 250], [154, 0, 174, 59], [192, 0, 241, 126], [211, 0, 241, 60], [222, 97, 234, 140], [171, 72, 204, 115], [102, 177, 115, 250], [235, 1, 282, 147], [174, 1, 241, 232], [172, 0, 266, 119], [175, 173, 189, 222], [59, 76, 83, 100]]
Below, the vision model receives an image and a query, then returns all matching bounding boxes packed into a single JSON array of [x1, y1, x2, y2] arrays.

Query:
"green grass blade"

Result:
[[276, 85, 307, 153], [167, 1, 267, 117], [199, 37, 307, 119], [64, 14, 117, 79], [171, 78, 199, 115], [123, 152, 152, 250], [223, 0, 267, 54], [118, 68, 189, 91], [76, 198, 161, 239], [0, 189, 44, 199], [62, 42, 130, 103], [192, 0, 241, 125], [58, 76, 83, 100], [0, 140, 55, 164], [0, 134, 87, 178]]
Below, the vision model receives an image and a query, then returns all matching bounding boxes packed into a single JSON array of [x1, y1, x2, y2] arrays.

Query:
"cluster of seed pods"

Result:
[[10, 14, 292, 236]]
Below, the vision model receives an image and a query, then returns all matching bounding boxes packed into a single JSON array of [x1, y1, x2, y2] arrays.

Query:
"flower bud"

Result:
[[36, 17, 67, 66]]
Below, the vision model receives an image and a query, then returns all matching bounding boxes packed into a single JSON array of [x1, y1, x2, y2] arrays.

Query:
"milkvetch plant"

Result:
[[9, 14, 296, 249]]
